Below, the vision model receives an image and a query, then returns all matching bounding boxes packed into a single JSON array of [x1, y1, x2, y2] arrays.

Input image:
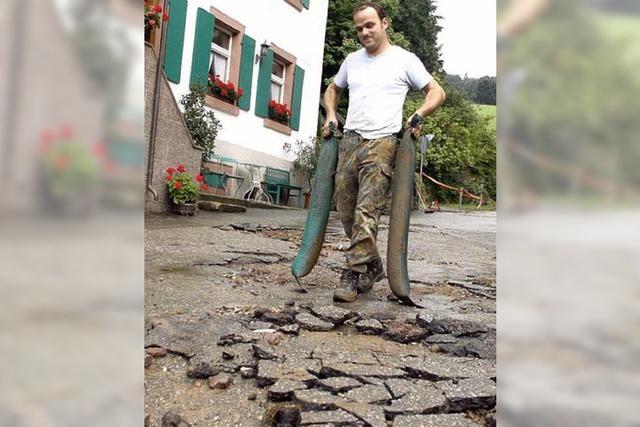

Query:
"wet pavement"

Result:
[[145, 209, 496, 426]]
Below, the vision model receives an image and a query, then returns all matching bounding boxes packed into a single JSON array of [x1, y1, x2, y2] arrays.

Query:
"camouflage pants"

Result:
[[335, 131, 397, 273]]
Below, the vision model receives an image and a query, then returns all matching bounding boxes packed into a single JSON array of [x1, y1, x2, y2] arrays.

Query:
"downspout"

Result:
[[145, 0, 170, 200]]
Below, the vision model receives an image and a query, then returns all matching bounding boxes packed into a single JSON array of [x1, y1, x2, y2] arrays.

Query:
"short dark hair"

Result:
[[352, 2, 387, 21]]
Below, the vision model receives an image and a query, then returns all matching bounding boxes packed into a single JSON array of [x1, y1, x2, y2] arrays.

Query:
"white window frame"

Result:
[[210, 27, 233, 81], [271, 59, 286, 103]]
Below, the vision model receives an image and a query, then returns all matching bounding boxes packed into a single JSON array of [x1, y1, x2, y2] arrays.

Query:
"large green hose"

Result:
[[387, 115, 423, 307], [291, 128, 340, 281]]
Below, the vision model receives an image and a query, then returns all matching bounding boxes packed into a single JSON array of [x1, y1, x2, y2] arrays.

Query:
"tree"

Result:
[[473, 76, 496, 105], [180, 83, 222, 169], [393, 0, 444, 75]]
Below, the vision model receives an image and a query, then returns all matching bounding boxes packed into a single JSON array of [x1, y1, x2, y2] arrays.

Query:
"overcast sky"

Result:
[[435, 0, 496, 78]]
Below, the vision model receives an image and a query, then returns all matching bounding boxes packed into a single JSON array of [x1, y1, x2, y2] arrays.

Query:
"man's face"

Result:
[[353, 7, 388, 52]]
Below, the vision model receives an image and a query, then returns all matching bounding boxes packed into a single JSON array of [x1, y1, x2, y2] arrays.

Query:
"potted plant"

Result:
[[268, 100, 292, 125], [284, 137, 321, 208], [38, 125, 101, 216], [144, 1, 169, 42], [208, 75, 244, 104], [165, 164, 204, 215]]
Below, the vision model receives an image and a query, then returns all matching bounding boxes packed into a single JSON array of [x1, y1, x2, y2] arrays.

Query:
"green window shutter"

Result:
[[163, 0, 188, 83], [302, 0, 310, 9], [255, 48, 274, 118], [190, 8, 215, 87], [290, 65, 305, 131], [237, 35, 255, 111]]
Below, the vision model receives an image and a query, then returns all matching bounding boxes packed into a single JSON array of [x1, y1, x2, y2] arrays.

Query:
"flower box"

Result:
[[144, 1, 169, 41], [208, 75, 244, 104], [268, 100, 291, 125]]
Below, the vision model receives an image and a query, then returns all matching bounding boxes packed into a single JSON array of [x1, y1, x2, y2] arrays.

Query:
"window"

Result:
[[210, 27, 233, 81], [271, 60, 285, 103], [260, 44, 297, 135], [203, 7, 246, 117]]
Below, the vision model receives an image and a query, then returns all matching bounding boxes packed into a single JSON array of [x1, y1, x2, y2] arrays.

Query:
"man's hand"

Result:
[[405, 114, 423, 139], [322, 119, 338, 138]]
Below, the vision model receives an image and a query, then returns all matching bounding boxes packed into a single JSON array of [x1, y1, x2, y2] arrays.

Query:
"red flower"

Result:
[[196, 174, 204, 182], [163, 12, 169, 21], [173, 181, 183, 189], [40, 129, 54, 143], [92, 141, 106, 158], [152, 4, 163, 13], [60, 124, 74, 139], [200, 183, 209, 191], [167, 167, 176, 174], [165, 174, 173, 181], [177, 164, 185, 172], [55, 154, 70, 170]]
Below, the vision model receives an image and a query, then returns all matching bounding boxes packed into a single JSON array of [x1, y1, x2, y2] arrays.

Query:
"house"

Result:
[[146, 0, 328, 211]]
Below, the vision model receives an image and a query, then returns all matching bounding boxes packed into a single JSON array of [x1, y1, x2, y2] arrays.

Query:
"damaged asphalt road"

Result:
[[145, 209, 496, 426]]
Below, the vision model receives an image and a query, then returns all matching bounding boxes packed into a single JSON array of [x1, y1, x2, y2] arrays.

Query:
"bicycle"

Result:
[[240, 164, 273, 204]]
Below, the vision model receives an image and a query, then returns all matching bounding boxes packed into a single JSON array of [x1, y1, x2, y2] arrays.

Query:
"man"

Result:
[[323, 2, 446, 303]]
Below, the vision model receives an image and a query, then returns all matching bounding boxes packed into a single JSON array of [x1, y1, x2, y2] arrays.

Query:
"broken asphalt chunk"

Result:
[[403, 355, 496, 381], [256, 359, 320, 388], [317, 377, 362, 393], [319, 362, 405, 381], [340, 384, 391, 404], [393, 414, 478, 427], [295, 313, 334, 332], [186, 360, 222, 379], [416, 314, 488, 337], [383, 382, 447, 417], [252, 344, 278, 360], [300, 410, 361, 426], [279, 323, 300, 336], [436, 378, 496, 411], [383, 322, 430, 344], [267, 380, 308, 402], [354, 319, 385, 335], [309, 305, 358, 325]]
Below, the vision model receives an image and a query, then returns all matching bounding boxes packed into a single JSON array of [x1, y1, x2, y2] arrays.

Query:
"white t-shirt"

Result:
[[334, 45, 432, 140]]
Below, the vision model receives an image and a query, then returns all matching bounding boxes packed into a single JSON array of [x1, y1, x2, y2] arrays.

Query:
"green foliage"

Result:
[[393, 0, 443, 75], [180, 82, 222, 167], [506, 4, 640, 193], [445, 74, 496, 105], [474, 104, 496, 132], [404, 85, 496, 201], [42, 140, 99, 198], [286, 137, 322, 190]]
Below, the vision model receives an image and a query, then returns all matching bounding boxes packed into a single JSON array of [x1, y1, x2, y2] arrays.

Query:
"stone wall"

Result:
[[144, 43, 202, 213]]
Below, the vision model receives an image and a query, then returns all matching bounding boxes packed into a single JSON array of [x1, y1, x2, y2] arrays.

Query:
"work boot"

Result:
[[357, 258, 385, 293], [333, 269, 360, 303]]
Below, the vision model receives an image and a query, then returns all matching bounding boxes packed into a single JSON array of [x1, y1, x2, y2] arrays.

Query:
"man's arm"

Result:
[[407, 79, 446, 137], [498, 0, 549, 38], [322, 83, 343, 138]]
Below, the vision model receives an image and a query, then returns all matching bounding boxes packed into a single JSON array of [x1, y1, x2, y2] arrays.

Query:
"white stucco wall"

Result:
[[169, 0, 328, 164]]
